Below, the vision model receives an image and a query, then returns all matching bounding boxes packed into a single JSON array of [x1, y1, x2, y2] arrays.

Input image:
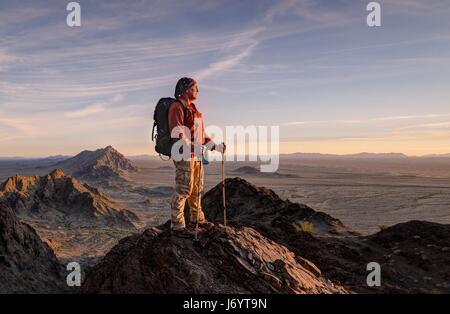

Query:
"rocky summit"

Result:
[[0, 203, 65, 293], [202, 177, 353, 236], [56, 145, 138, 181], [0, 169, 138, 229], [80, 222, 347, 294], [202, 178, 450, 293]]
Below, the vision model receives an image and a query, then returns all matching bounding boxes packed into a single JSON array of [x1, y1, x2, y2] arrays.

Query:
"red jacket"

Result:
[[168, 101, 213, 153]]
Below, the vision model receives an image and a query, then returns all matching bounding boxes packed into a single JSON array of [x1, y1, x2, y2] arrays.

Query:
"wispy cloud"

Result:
[[384, 0, 450, 14], [268, 91, 280, 97], [396, 121, 450, 130], [197, 0, 357, 82], [0, 27, 269, 107], [281, 119, 363, 126], [280, 114, 450, 148], [0, 49, 20, 71], [283, 113, 450, 127], [0, 114, 38, 137], [111, 94, 124, 103], [374, 114, 449, 121], [1, 102, 150, 144], [281, 120, 326, 126], [65, 102, 106, 118], [195, 44, 258, 80], [64, 94, 126, 118], [264, 0, 352, 24]]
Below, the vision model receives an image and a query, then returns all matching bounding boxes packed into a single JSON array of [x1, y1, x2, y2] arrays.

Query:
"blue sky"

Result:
[[1, 0, 450, 157]]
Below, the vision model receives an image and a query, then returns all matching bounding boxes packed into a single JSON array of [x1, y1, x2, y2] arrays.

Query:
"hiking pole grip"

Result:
[[222, 151, 227, 227]]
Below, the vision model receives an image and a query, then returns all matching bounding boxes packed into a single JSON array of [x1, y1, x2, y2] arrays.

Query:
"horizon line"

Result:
[[1, 150, 450, 160]]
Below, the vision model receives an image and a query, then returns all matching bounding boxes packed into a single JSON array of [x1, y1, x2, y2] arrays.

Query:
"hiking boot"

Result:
[[171, 228, 194, 239]]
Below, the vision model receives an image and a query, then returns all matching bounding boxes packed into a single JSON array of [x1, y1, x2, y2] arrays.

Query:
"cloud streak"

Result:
[[283, 113, 450, 127], [374, 114, 449, 121], [65, 102, 106, 118], [195, 44, 258, 81]]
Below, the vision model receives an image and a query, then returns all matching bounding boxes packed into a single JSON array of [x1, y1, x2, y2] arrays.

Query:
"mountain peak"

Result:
[[201, 178, 450, 293], [56, 146, 138, 181], [49, 168, 65, 179], [0, 170, 138, 228], [103, 145, 116, 153], [80, 222, 347, 293], [0, 174, 38, 194], [202, 177, 350, 236]]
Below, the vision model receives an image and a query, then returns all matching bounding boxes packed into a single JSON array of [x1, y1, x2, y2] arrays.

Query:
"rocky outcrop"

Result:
[[56, 145, 138, 181], [0, 203, 65, 293], [232, 166, 298, 178], [202, 178, 450, 293], [364, 220, 450, 291], [0, 169, 138, 229], [203, 177, 353, 236], [233, 166, 260, 175], [80, 222, 347, 294]]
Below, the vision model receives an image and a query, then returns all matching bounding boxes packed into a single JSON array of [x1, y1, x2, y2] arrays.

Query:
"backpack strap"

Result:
[[151, 121, 156, 141], [172, 100, 190, 126], [183, 106, 189, 124]]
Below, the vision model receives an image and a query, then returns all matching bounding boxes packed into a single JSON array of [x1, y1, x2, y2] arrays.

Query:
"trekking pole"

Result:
[[221, 150, 227, 227], [195, 146, 203, 241]]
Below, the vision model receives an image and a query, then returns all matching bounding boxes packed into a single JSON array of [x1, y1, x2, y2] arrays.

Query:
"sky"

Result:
[[1, 0, 450, 157]]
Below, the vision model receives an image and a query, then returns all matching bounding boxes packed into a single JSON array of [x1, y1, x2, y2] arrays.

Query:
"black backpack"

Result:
[[151, 98, 188, 158]]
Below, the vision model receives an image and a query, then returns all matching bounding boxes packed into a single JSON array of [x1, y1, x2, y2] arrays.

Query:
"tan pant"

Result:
[[170, 159, 205, 230]]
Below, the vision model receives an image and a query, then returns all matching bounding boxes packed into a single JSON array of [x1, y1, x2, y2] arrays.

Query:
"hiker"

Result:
[[168, 77, 225, 237]]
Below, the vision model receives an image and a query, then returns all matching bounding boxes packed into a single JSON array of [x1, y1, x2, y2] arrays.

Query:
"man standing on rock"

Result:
[[168, 77, 226, 237]]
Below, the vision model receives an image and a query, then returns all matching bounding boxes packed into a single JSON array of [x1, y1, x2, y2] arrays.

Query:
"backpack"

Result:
[[151, 98, 188, 158]]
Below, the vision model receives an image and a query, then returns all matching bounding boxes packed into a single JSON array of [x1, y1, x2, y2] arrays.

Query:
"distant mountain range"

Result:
[[284, 152, 409, 159], [126, 154, 155, 160], [128, 152, 450, 159], [283, 152, 450, 159], [0, 155, 71, 162], [423, 153, 450, 158], [3, 151, 450, 162]]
